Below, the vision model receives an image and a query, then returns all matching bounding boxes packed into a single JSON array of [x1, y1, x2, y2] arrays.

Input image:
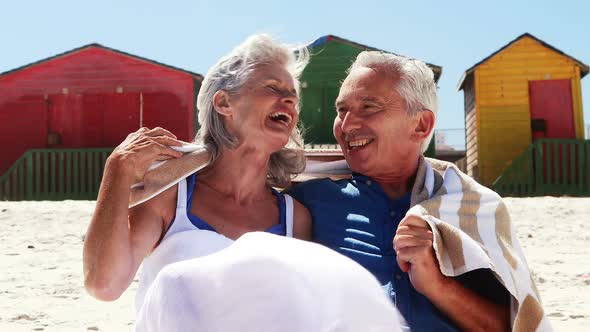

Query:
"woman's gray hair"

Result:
[[348, 51, 438, 153], [195, 34, 309, 187]]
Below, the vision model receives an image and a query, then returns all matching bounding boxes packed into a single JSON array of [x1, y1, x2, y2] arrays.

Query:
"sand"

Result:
[[0, 197, 588, 331]]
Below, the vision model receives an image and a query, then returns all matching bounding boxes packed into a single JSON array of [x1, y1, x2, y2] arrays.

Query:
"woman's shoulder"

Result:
[[289, 195, 312, 241], [131, 182, 180, 227]]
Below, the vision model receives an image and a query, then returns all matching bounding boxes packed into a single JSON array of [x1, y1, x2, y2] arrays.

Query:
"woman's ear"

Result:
[[213, 90, 232, 117], [412, 110, 435, 141]]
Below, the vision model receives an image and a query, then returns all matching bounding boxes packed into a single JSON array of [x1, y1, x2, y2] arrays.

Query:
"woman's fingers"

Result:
[[108, 128, 186, 183], [152, 141, 184, 159], [145, 127, 178, 139], [135, 139, 182, 159], [149, 135, 185, 148]]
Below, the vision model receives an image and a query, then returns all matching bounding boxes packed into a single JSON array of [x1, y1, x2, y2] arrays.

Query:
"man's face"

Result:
[[334, 67, 421, 177]]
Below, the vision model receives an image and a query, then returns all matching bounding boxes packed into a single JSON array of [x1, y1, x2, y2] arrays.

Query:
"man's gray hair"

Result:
[[348, 51, 438, 153], [195, 34, 309, 187]]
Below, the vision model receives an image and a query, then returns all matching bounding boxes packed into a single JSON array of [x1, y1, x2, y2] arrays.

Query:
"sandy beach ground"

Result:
[[0, 197, 588, 331]]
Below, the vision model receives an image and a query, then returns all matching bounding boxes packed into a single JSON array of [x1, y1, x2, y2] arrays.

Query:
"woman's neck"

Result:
[[198, 144, 272, 205]]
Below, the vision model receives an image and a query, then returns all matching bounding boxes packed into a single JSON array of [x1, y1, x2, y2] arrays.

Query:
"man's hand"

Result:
[[394, 215, 511, 331], [393, 215, 447, 297]]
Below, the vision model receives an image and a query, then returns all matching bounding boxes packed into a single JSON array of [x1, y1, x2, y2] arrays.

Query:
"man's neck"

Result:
[[371, 155, 420, 201]]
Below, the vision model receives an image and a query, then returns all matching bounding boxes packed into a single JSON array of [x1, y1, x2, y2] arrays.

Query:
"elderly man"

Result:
[[288, 52, 513, 331]]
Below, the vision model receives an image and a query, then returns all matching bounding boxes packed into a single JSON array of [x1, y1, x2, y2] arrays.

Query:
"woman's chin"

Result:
[[268, 140, 289, 153], [238, 136, 289, 155], [264, 132, 291, 149]]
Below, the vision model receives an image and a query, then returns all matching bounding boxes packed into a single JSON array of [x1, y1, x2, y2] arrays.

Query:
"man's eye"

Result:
[[362, 105, 380, 113]]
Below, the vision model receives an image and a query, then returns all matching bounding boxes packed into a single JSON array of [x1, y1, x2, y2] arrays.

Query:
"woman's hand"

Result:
[[107, 127, 186, 184], [84, 127, 186, 301]]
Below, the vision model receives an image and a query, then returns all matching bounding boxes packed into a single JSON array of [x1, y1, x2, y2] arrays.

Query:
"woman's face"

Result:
[[223, 63, 299, 153]]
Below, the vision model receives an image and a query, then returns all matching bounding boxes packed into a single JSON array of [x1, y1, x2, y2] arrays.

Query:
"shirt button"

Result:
[[390, 211, 396, 217], [366, 180, 372, 186], [395, 274, 402, 280]]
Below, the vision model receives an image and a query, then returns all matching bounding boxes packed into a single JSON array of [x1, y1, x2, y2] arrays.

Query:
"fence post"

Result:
[[26, 152, 33, 200], [59, 151, 65, 200], [534, 141, 544, 195], [586, 142, 590, 195]]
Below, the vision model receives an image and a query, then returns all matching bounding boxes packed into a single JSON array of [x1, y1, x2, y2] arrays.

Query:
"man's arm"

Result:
[[394, 215, 511, 332]]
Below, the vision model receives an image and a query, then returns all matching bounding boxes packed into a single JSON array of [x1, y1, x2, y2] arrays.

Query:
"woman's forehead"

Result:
[[250, 63, 293, 81]]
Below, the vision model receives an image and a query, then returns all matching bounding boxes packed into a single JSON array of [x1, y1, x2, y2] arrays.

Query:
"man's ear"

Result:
[[213, 90, 232, 117], [412, 110, 435, 141]]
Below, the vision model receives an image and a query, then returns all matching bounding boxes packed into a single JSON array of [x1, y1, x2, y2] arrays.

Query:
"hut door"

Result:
[[529, 79, 577, 184], [102, 92, 141, 147], [47, 93, 84, 148], [83, 94, 104, 147], [529, 79, 576, 140]]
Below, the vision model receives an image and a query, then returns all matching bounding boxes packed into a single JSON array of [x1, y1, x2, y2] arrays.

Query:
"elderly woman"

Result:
[[83, 34, 312, 311]]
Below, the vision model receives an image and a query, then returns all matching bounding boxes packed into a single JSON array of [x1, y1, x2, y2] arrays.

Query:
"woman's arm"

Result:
[[292, 199, 312, 241], [83, 127, 184, 301]]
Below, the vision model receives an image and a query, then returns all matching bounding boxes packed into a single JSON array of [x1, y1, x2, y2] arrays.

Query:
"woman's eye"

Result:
[[266, 85, 279, 93]]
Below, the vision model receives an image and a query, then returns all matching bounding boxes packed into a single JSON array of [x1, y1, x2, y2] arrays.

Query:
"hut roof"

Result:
[[0, 43, 203, 80], [308, 35, 442, 83], [457, 33, 589, 91]]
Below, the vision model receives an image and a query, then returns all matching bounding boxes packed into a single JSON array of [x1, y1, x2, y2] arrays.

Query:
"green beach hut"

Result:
[[299, 35, 442, 155]]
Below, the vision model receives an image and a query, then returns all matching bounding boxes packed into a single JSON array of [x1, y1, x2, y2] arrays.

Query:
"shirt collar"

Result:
[[351, 172, 371, 182], [351, 173, 411, 206]]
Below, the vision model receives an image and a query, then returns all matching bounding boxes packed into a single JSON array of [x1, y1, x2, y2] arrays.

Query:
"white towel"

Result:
[[135, 232, 405, 332]]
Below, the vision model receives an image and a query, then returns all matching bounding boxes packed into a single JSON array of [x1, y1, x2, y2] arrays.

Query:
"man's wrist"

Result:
[[423, 271, 453, 300]]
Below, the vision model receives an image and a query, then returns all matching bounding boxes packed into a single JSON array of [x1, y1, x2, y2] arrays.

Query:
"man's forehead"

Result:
[[336, 93, 382, 106], [336, 67, 398, 105]]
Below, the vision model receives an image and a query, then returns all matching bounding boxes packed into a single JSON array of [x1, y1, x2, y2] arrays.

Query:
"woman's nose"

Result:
[[281, 90, 298, 106]]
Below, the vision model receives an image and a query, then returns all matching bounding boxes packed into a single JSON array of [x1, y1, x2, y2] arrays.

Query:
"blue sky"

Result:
[[2, 0, 589, 147]]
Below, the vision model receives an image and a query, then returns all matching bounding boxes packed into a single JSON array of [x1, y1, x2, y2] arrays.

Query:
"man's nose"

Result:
[[340, 112, 361, 133]]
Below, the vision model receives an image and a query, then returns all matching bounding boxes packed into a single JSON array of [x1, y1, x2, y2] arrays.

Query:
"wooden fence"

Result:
[[492, 139, 590, 196], [0, 148, 113, 201]]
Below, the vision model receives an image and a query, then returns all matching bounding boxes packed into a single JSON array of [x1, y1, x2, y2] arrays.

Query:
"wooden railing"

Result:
[[0, 148, 113, 201], [492, 139, 590, 197]]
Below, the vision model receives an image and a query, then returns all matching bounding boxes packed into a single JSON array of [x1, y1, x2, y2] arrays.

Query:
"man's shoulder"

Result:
[[424, 157, 503, 201], [287, 177, 350, 200], [424, 157, 456, 173]]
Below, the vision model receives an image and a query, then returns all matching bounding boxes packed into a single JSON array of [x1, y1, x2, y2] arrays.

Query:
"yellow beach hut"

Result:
[[457, 33, 588, 191]]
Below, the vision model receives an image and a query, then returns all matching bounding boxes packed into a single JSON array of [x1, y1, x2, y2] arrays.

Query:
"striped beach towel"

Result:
[[128, 144, 209, 208], [408, 157, 552, 331]]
